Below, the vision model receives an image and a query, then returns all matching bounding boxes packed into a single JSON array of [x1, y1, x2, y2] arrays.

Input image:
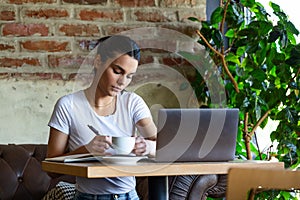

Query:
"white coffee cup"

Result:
[[112, 137, 135, 155]]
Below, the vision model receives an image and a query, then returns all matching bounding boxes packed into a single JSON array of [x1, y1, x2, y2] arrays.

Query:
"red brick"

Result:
[[161, 57, 192, 67], [0, 43, 15, 51], [0, 11, 15, 21], [68, 73, 78, 80], [21, 40, 69, 52], [0, 57, 41, 67], [48, 55, 86, 68], [2, 23, 49, 36], [37, 73, 54, 79], [24, 9, 69, 19], [0, 73, 11, 79], [104, 25, 143, 35], [9, 72, 64, 80], [9, 0, 56, 4], [79, 9, 123, 22], [59, 24, 100, 36], [114, 0, 155, 7], [69, 73, 94, 83], [51, 73, 64, 80], [139, 55, 154, 65], [134, 10, 172, 22], [20, 72, 52, 79]]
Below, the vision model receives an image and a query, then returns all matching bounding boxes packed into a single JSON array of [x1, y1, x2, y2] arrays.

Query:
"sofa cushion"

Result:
[[168, 175, 218, 200], [0, 144, 76, 200], [0, 144, 52, 200], [42, 181, 76, 200]]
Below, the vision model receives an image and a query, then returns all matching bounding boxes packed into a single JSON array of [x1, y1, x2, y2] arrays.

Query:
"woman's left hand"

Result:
[[133, 136, 147, 156]]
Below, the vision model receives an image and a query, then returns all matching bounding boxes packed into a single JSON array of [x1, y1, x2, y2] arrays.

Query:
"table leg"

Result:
[[148, 176, 168, 200]]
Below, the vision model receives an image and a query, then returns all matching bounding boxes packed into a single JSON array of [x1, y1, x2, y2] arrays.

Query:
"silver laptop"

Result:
[[154, 108, 239, 162]]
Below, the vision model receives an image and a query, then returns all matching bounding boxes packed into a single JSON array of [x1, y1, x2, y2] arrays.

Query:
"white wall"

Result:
[[0, 79, 77, 144]]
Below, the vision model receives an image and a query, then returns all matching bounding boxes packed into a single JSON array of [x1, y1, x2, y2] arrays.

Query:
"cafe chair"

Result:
[[226, 167, 300, 200]]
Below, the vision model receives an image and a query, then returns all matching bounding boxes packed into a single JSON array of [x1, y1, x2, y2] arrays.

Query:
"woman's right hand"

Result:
[[85, 135, 112, 155]]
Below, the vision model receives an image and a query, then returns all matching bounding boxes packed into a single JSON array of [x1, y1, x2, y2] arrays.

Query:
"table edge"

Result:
[[42, 160, 285, 178]]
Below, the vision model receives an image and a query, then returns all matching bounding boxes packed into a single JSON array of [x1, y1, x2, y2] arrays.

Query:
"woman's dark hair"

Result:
[[95, 35, 140, 63]]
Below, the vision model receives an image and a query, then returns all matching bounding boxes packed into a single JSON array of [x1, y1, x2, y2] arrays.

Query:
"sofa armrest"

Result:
[[168, 175, 218, 200], [0, 144, 75, 200], [206, 174, 227, 198]]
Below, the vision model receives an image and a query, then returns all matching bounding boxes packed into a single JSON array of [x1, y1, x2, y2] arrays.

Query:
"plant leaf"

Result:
[[269, 66, 277, 77], [270, 2, 281, 13], [225, 53, 240, 65], [211, 7, 223, 24], [225, 29, 235, 38]]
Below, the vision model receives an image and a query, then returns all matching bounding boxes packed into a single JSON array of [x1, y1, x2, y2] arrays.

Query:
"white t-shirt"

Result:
[[48, 90, 152, 194]]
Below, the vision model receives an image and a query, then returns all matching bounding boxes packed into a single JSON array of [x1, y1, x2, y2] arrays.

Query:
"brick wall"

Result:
[[0, 0, 206, 80], [0, 0, 206, 143]]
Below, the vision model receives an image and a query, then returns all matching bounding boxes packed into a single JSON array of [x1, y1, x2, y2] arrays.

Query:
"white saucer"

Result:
[[102, 155, 147, 165]]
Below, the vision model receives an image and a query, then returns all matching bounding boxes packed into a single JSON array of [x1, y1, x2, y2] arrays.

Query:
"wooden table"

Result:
[[42, 160, 284, 199]]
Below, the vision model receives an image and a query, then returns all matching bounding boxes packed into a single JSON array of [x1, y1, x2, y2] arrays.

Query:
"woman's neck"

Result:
[[84, 88, 115, 108], [84, 88, 117, 116]]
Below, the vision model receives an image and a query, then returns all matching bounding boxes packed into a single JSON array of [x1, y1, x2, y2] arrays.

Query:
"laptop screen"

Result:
[[155, 108, 239, 162]]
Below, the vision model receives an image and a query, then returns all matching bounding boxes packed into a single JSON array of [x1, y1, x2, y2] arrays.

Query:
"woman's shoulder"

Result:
[[55, 90, 84, 106]]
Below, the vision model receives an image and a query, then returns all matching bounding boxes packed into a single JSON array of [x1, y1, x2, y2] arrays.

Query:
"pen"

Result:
[[87, 125, 100, 135], [87, 125, 114, 149]]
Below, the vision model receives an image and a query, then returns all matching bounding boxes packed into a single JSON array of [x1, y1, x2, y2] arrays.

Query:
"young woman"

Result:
[[46, 35, 157, 200]]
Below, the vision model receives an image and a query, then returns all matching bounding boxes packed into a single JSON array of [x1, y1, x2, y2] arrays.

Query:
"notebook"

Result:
[[154, 108, 239, 162]]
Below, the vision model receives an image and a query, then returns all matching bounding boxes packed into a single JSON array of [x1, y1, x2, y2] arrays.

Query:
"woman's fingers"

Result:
[[133, 136, 147, 155], [86, 136, 112, 154]]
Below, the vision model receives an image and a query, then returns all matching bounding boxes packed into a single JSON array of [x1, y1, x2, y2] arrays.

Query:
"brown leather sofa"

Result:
[[0, 144, 226, 200]]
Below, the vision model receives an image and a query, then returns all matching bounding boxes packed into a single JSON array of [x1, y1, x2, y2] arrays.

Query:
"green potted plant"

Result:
[[189, 1, 299, 197], [190, 0, 299, 167]]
